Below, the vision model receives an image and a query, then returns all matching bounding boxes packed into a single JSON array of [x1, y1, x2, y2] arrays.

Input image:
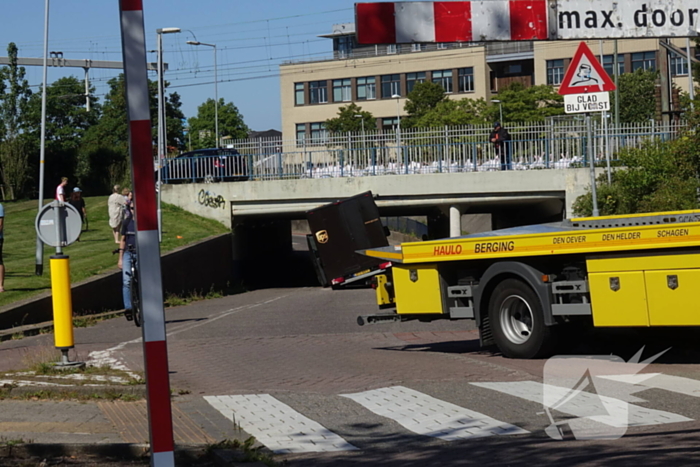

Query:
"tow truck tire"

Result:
[[488, 278, 553, 359]]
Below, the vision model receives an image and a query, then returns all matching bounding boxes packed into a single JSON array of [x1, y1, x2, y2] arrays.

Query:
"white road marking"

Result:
[[204, 394, 357, 454], [472, 381, 692, 427], [341, 386, 528, 440], [86, 293, 292, 376], [601, 373, 700, 398]]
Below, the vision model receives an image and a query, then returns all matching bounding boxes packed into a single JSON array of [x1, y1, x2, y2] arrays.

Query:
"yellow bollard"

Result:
[[50, 255, 74, 350]]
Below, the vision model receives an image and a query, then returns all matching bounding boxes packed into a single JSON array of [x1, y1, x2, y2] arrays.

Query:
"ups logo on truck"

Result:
[[315, 230, 329, 244]]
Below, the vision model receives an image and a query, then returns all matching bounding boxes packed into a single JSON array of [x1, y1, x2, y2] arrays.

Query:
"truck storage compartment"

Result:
[[393, 264, 447, 315]]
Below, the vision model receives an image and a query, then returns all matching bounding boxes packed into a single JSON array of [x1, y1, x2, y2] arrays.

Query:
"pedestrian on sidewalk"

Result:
[[118, 201, 136, 321], [69, 187, 87, 238], [490, 122, 512, 171], [55, 177, 68, 202], [108, 185, 126, 244]]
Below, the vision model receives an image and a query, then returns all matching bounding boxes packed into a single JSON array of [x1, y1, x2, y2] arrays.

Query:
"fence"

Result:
[[161, 120, 688, 184]]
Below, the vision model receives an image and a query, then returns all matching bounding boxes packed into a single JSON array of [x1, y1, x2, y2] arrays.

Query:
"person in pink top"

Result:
[[56, 177, 68, 202]]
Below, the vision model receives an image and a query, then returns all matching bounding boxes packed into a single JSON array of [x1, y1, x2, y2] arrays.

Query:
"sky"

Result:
[[2, 0, 357, 133]]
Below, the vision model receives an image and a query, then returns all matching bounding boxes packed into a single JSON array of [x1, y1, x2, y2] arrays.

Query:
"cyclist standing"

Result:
[[117, 198, 136, 321]]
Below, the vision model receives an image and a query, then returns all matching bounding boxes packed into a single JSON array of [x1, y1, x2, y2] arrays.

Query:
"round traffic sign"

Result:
[[35, 201, 82, 247]]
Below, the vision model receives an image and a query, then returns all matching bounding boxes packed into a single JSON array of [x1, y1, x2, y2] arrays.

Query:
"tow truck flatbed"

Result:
[[361, 210, 700, 264]]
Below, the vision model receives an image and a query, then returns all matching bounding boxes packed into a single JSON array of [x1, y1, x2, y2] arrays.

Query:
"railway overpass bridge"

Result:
[[162, 168, 598, 274]]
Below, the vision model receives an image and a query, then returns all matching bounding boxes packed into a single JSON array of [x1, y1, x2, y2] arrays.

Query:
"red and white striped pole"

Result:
[[118, 1, 175, 466]]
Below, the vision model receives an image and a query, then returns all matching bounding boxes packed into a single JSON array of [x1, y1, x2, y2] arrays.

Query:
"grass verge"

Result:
[[0, 196, 228, 309]]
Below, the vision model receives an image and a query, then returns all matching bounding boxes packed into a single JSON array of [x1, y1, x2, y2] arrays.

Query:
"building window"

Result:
[[310, 122, 327, 143], [387, 44, 397, 55], [336, 36, 354, 58], [333, 78, 352, 102], [546, 59, 565, 85], [381, 74, 401, 98], [406, 72, 426, 94], [437, 43, 447, 50], [294, 83, 304, 106], [411, 43, 423, 52], [309, 80, 328, 104], [603, 55, 625, 77], [382, 117, 399, 131], [357, 76, 376, 100], [458, 67, 474, 92], [631, 51, 656, 71], [296, 123, 306, 143], [432, 69, 453, 93], [670, 52, 689, 76]]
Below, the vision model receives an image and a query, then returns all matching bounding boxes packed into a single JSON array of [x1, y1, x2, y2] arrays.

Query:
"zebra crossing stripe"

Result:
[[600, 374, 700, 398], [340, 386, 528, 440], [472, 381, 692, 427], [204, 395, 358, 454]]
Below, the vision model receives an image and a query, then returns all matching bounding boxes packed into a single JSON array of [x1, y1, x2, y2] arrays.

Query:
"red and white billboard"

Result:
[[355, 1, 700, 43]]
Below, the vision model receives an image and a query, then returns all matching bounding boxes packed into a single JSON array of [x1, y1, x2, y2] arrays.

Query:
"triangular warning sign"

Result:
[[558, 42, 616, 95]]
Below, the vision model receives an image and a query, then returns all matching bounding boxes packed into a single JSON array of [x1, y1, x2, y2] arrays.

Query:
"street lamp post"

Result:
[[492, 99, 503, 123], [36, 0, 50, 275], [187, 41, 218, 147], [156, 27, 180, 243], [391, 93, 401, 147]]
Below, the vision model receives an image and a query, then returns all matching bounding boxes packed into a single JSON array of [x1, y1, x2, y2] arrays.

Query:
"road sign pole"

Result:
[[118, 2, 175, 466], [586, 113, 599, 217]]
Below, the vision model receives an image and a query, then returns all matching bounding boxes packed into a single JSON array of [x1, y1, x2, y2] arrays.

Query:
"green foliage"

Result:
[[0, 43, 32, 199], [74, 74, 184, 194], [403, 81, 448, 127], [491, 82, 564, 122], [188, 98, 249, 149], [573, 133, 700, 216], [24, 76, 101, 196], [0, 197, 228, 309], [612, 69, 657, 123], [413, 98, 489, 127], [325, 103, 374, 134]]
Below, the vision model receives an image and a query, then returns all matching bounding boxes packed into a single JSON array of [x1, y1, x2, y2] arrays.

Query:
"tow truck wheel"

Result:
[[488, 278, 553, 359]]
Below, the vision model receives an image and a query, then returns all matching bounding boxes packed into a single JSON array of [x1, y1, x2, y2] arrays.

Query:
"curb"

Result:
[[0, 443, 207, 462], [0, 384, 146, 399], [0, 309, 125, 343], [0, 443, 273, 466]]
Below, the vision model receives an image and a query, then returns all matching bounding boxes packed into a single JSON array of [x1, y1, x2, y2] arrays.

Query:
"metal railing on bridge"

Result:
[[161, 120, 687, 184]]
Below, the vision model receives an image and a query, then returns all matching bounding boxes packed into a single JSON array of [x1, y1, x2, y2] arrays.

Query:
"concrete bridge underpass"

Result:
[[162, 168, 598, 279]]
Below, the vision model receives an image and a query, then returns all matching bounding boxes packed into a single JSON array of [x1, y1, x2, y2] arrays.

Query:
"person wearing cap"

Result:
[[69, 187, 87, 237], [490, 122, 512, 171]]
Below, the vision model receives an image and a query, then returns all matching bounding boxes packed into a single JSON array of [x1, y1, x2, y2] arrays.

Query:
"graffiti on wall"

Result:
[[198, 189, 226, 209]]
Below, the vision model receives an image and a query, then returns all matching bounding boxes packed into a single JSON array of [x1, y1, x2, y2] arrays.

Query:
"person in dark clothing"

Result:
[[69, 187, 87, 225], [117, 202, 136, 321], [490, 122, 512, 170]]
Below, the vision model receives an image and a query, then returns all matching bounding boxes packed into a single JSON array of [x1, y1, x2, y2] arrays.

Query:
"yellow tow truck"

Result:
[[357, 210, 700, 359]]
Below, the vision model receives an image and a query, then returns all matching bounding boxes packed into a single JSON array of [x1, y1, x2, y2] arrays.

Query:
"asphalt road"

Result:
[[3, 236, 700, 465], [24, 281, 698, 466]]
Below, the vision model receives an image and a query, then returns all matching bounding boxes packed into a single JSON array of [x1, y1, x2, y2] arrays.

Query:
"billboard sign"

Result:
[[355, 1, 700, 43]]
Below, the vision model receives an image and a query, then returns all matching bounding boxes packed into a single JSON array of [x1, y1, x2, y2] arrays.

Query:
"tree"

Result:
[[403, 81, 448, 127], [611, 69, 657, 123], [24, 76, 100, 193], [413, 98, 489, 127], [187, 98, 249, 149], [325, 103, 374, 134], [0, 42, 32, 199], [490, 83, 564, 122], [572, 133, 700, 216], [76, 75, 184, 193]]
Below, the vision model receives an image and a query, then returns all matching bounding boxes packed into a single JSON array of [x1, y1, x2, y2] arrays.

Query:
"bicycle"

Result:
[[113, 246, 142, 327]]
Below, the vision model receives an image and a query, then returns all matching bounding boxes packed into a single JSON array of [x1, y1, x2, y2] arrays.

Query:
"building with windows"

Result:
[[280, 22, 694, 141]]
